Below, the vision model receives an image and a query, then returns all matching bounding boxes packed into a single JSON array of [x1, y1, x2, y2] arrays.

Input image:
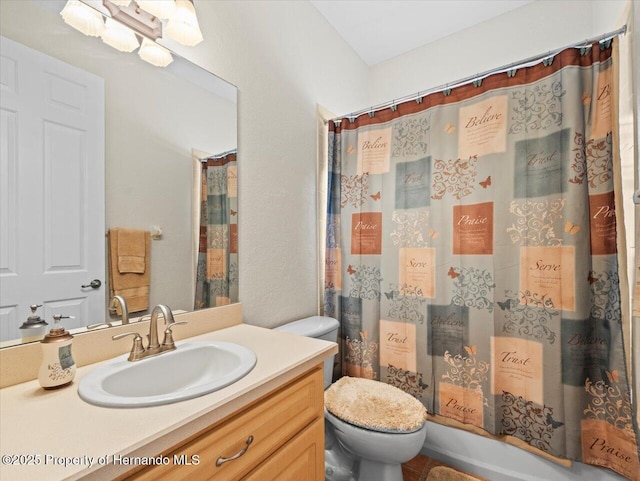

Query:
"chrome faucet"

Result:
[[110, 295, 130, 325], [112, 304, 186, 362]]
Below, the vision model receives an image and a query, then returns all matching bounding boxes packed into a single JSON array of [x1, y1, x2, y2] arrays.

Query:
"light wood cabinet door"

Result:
[[124, 367, 324, 481], [241, 418, 324, 481]]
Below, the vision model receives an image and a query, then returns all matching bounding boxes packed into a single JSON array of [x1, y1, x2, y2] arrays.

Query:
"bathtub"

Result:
[[421, 421, 627, 481]]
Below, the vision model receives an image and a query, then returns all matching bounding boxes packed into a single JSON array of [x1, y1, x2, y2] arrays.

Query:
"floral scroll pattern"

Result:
[[431, 155, 478, 200], [209, 278, 229, 301], [392, 115, 430, 157], [208, 225, 229, 249], [584, 372, 634, 436], [341, 172, 370, 209], [569, 132, 612, 187], [349, 265, 383, 301], [500, 391, 558, 453], [589, 271, 621, 322], [450, 267, 495, 313], [345, 331, 379, 380], [507, 198, 565, 246], [386, 283, 427, 324], [442, 348, 490, 394], [47, 364, 73, 382], [228, 261, 239, 290], [323, 285, 337, 318], [390, 210, 430, 248], [206, 168, 228, 195], [386, 364, 429, 398], [499, 290, 558, 344], [509, 80, 565, 134], [326, 214, 340, 249]]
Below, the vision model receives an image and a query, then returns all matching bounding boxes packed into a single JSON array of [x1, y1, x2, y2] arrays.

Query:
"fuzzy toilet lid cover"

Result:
[[324, 377, 428, 433]]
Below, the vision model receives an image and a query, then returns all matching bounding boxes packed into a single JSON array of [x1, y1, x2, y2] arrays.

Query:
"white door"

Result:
[[0, 36, 105, 341]]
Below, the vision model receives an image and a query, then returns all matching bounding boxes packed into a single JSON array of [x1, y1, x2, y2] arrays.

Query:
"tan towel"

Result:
[[117, 228, 146, 274], [109, 229, 151, 314]]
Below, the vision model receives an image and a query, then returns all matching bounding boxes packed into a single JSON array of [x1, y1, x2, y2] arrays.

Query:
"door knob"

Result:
[[81, 279, 102, 289]]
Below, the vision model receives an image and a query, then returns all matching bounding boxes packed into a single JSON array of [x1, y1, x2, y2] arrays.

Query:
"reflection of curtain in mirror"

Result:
[[195, 152, 238, 309]]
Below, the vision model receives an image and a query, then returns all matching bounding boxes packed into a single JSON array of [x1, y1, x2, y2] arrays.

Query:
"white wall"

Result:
[[369, 0, 629, 105], [169, 0, 371, 326]]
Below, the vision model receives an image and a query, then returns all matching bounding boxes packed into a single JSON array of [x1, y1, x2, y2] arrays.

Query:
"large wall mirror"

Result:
[[0, 0, 238, 346]]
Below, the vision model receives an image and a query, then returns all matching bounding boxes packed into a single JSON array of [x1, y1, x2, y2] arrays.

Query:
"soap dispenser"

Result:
[[19, 304, 48, 343], [38, 314, 76, 389]]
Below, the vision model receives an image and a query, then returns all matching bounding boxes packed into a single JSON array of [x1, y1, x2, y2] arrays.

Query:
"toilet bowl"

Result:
[[275, 316, 427, 481]]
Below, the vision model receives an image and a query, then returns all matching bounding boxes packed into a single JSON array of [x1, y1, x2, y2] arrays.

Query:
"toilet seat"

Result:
[[324, 377, 427, 433]]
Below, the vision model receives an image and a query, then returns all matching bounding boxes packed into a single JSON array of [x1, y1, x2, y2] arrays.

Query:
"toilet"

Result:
[[275, 316, 428, 481]]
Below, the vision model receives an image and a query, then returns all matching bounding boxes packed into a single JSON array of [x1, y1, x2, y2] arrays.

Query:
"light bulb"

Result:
[[101, 18, 140, 52], [60, 0, 105, 37], [165, 0, 203, 47], [138, 38, 173, 67], [137, 0, 177, 20]]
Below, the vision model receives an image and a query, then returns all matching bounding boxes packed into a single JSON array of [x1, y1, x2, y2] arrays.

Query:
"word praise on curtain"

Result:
[[324, 38, 639, 480], [195, 151, 238, 309]]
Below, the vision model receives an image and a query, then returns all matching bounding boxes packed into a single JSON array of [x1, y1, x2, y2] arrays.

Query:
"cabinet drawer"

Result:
[[241, 418, 324, 481], [126, 367, 323, 481]]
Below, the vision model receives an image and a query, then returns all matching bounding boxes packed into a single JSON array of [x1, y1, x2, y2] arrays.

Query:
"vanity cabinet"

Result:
[[122, 366, 324, 481]]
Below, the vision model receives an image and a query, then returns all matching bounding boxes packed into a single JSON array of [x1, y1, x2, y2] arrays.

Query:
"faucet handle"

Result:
[[161, 321, 187, 350], [112, 332, 145, 361]]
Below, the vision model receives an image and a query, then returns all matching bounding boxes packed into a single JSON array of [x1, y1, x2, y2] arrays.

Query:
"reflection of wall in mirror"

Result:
[[0, 0, 238, 341]]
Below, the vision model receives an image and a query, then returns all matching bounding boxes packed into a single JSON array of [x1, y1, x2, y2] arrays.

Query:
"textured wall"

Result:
[[171, 1, 371, 327]]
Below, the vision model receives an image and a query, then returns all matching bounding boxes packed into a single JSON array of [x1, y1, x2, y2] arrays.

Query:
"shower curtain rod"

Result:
[[199, 148, 237, 161], [330, 25, 627, 123]]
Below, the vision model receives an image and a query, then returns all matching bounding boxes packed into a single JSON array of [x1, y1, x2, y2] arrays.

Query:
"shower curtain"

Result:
[[323, 38, 639, 480], [194, 151, 238, 308]]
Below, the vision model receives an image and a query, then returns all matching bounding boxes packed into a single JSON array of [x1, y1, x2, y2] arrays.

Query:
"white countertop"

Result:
[[0, 324, 337, 480]]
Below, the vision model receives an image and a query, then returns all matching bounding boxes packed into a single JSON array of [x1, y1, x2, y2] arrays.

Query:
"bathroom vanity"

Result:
[[0, 311, 337, 481], [126, 368, 324, 480]]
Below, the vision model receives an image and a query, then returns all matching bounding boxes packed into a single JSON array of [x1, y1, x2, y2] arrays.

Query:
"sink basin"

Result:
[[78, 341, 257, 408]]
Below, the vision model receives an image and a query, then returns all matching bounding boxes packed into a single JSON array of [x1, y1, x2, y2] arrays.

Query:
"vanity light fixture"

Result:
[[136, 0, 177, 21], [60, 0, 105, 37], [60, 0, 204, 67], [164, 0, 203, 47], [138, 37, 173, 67], [101, 17, 140, 52]]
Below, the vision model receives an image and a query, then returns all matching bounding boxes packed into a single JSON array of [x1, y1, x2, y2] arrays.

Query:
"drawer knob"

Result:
[[216, 435, 254, 467]]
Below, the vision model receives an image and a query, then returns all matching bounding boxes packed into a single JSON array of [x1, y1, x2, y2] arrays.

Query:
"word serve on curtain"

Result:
[[195, 151, 238, 308], [324, 38, 639, 480]]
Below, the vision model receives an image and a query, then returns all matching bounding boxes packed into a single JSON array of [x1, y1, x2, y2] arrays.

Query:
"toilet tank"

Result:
[[274, 316, 339, 388]]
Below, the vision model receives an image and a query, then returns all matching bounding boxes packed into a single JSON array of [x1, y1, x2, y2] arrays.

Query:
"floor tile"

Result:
[[403, 454, 430, 473]]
